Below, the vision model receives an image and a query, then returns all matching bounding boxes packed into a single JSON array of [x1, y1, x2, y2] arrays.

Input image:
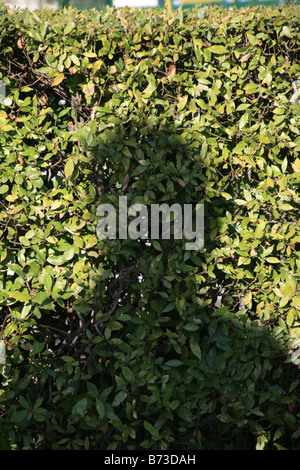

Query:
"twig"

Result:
[[94, 258, 142, 328]]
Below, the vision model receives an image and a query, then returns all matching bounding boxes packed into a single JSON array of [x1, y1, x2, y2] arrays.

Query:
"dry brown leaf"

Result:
[[288, 400, 296, 413], [168, 64, 176, 78], [17, 37, 23, 49], [240, 53, 250, 63], [38, 93, 48, 107]]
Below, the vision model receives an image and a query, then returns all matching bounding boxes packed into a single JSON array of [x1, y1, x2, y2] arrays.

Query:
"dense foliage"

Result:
[[0, 3, 299, 450]]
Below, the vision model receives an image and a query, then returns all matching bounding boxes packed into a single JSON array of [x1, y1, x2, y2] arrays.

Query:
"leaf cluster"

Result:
[[0, 3, 299, 450]]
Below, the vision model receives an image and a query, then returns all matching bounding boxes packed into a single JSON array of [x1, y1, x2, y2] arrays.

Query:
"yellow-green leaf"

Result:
[[209, 45, 228, 55], [64, 159, 74, 178], [239, 113, 249, 130], [177, 95, 188, 112], [244, 83, 259, 94], [10, 291, 31, 302], [71, 55, 80, 66], [265, 257, 281, 264], [52, 73, 65, 87]]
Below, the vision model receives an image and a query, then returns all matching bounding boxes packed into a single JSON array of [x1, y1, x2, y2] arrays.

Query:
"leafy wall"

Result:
[[0, 4, 299, 450]]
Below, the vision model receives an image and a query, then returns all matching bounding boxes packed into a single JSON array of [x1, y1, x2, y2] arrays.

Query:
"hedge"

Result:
[[0, 3, 299, 450]]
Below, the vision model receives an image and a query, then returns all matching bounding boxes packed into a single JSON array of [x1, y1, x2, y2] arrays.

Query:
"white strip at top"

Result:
[[113, 0, 159, 7]]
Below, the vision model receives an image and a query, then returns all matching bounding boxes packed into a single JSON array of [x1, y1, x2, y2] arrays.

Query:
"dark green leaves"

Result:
[[0, 3, 299, 452]]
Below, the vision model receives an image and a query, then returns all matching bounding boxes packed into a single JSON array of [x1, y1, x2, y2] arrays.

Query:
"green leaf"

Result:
[[218, 413, 233, 423], [152, 240, 162, 251], [144, 421, 160, 440], [209, 45, 228, 55], [189, 336, 202, 360], [64, 247, 75, 261], [291, 348, 300, 365], [243, 189, 252, 202], [47, 254, 66, 266], [11, 410, 28, 424], [42, 272, 52, 292], [32, 291, 50, 305], [113, 391, 127, 407], [64, 159, 74, 179], [142, 76, 157, 97], [278, 203, 294, 211], [19, 236, 31, 246], [7, 263, 25, 278], [32, 408, 47, 422], [107, 321, 123, 331], [64, 22, 75, 35], [255, 221, 266, 239], [221, 192, 232, 200], [236, 103, 251, 111], [177, 95, 188, 112], [239, 113, 249, 130], [72, 398, 87, 417], [0, 185, 9, 194], [281, 157, 288, 173], [244, 83, 259, 94], [10, 291, 31, 302], [176, 405, 192, 423], [265, 257, 281, 264], [61, 356, 75, 363], [71, 54, 81, 66], [164, 360, 183, 367], [32, 30, 43, 42], [122, 366, 135, 382], [19, 395, 31, 410], [96, 399, 106, 419], [21, 305, 31, 320], [280, 26, 292, 38]]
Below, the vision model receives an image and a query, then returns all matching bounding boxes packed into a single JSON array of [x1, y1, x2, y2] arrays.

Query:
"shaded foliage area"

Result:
[[0, 4, 299, 450]]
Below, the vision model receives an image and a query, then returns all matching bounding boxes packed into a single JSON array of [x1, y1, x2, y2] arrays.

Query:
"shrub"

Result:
[[0, 3, 299, 450]]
